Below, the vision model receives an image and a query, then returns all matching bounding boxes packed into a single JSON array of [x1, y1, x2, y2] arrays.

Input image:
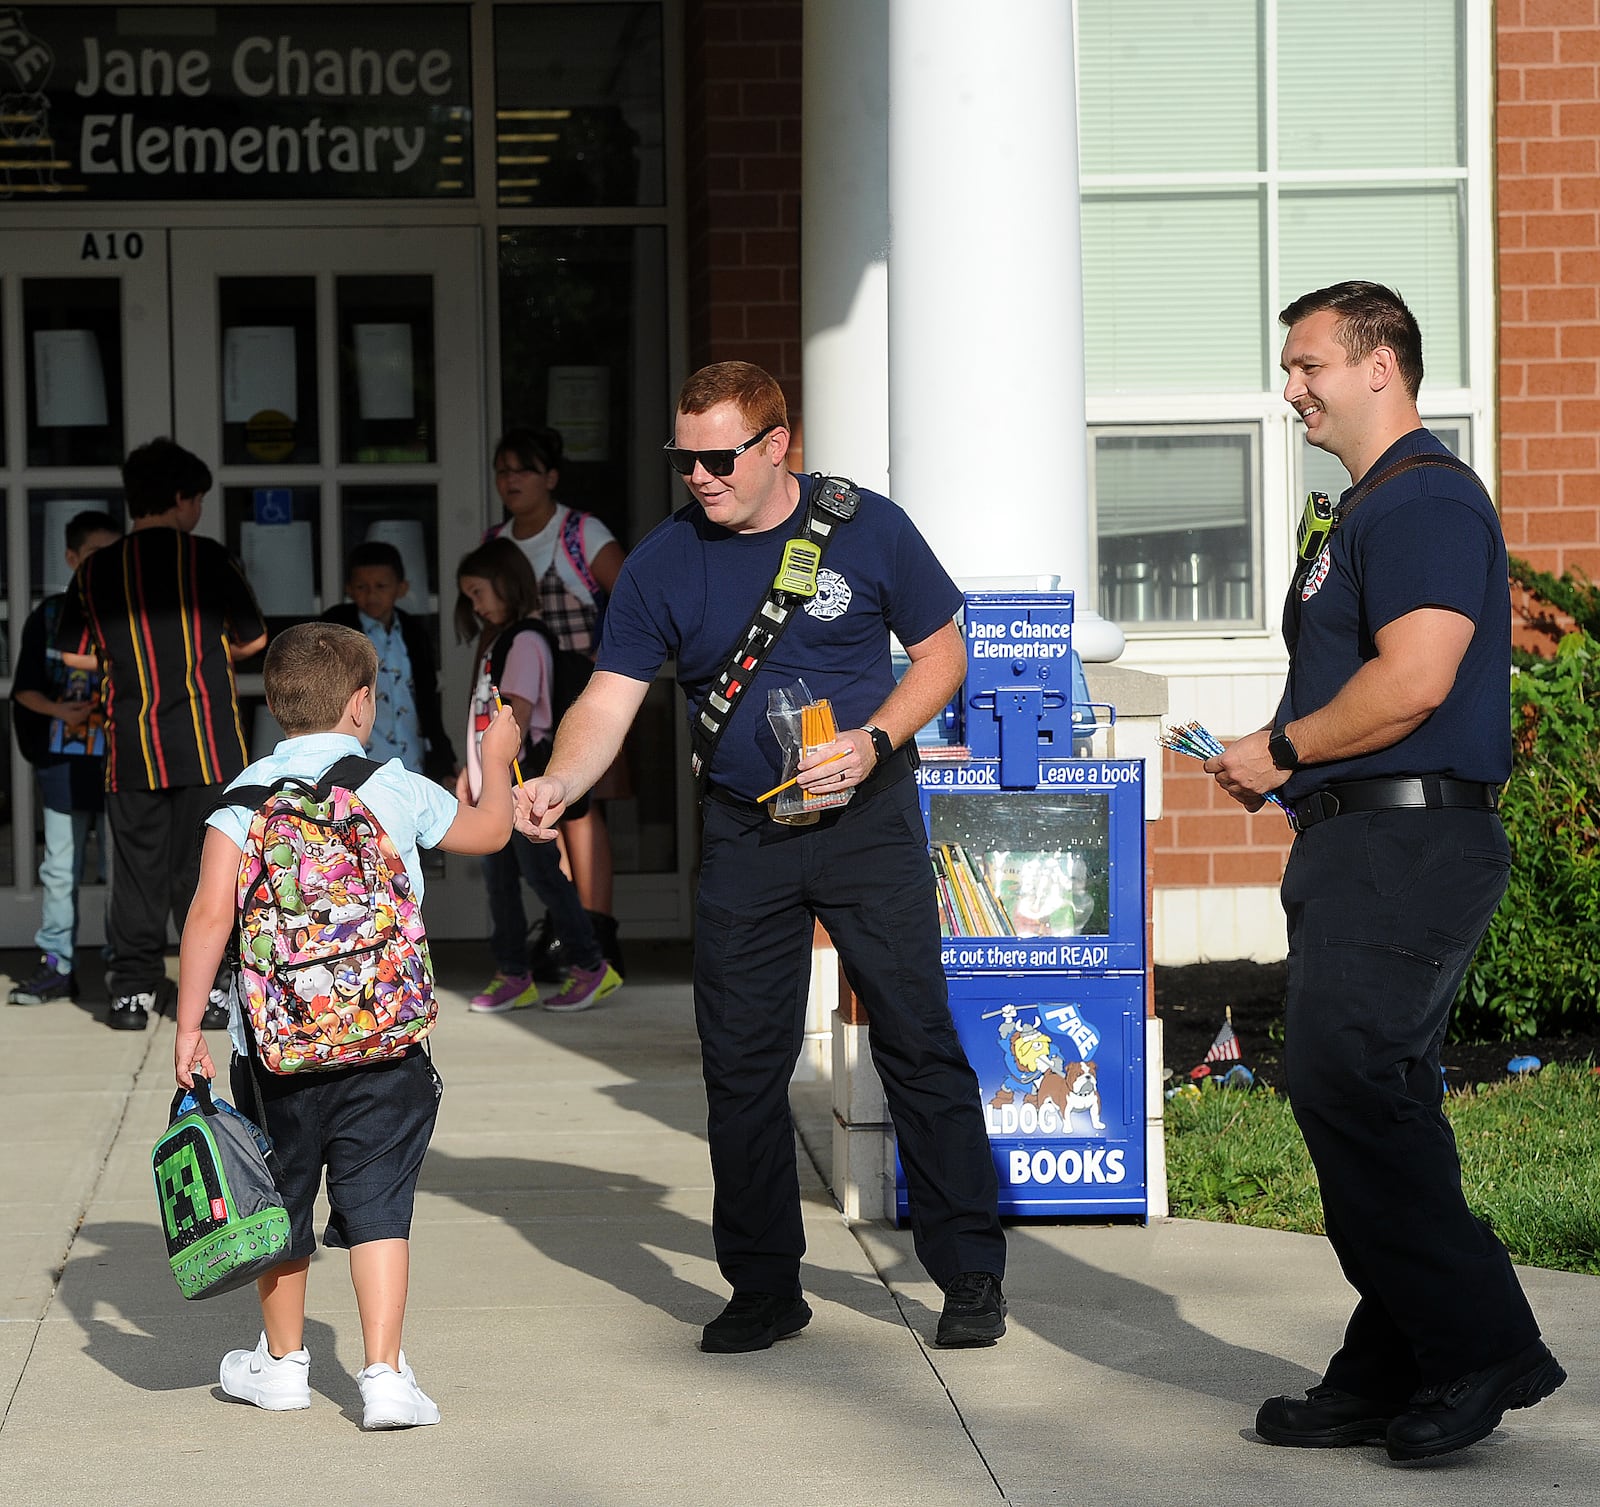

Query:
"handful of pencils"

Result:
[[800, 698, 837, 755], [1159, 721, 1290, 818]]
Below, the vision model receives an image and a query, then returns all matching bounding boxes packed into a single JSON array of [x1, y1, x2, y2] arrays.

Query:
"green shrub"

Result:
[[1456, 561, 1600, 1037]]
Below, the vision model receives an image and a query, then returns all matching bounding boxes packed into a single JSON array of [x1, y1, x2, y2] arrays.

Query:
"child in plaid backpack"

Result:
[[174, 623, 520, 1429]]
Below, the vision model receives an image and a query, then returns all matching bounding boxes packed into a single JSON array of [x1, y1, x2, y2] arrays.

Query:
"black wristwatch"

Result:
[[862, 723, 894, 765], [1268, 726, 1300, 772]]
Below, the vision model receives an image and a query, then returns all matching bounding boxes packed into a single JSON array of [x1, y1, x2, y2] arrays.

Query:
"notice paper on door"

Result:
[[240, 520, 316, 616], [34, 330, 108, 428], [223, 327, 297, 422], [547, 365, 610, 462], [355, 323, 416, 421]]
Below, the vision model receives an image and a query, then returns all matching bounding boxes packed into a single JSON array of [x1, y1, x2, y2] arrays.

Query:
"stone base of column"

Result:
[[830, 1011, 895, 1223], [1144, 1016, 1169, 1219]]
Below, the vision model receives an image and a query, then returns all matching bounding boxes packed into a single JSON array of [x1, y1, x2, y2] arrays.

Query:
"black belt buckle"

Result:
[[1290, 789, 1340, 834]]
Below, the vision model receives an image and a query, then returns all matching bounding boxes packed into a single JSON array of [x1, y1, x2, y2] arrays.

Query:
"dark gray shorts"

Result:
[[231, 1047, 442, 1258]]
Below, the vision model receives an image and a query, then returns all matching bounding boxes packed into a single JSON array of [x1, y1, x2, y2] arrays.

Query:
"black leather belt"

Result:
[[1288, 776, 1500, 834]]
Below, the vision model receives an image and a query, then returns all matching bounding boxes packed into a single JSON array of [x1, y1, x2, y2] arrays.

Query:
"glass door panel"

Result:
[[341, 484, 442, 628], [337, 277, 437, 463], [218, 278, 321, 467], [222, 484, 324, 675], [28, 490, 125, 609], [23, 278, 126, 467]]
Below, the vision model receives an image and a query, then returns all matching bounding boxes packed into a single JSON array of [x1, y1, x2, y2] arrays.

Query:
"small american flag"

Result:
[[1204, 1008, 1242, 1065]]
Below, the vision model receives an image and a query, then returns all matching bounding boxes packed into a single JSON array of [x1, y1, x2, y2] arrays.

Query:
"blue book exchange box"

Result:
[[896, 591, 1149, 1220]]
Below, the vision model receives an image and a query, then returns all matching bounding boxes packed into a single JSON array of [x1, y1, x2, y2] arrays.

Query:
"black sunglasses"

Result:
[[663, 423, 779, 477]]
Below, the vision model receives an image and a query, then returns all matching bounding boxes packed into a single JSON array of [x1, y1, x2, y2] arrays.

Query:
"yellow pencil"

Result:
[[757, 746, 849, 805], [491, 685, 525, 787]]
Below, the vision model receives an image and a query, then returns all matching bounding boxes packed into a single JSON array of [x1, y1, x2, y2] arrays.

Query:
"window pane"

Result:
[[29, 491, 125, 609], [223, 485, 323, 673], [24, 280, 124, 467], [1279, 0, 1463, 171], [1078, 0, 1262, 174], [1095, 431, 1257, 627], [1083, 193, 1264, 392], [494, 2, 665, 208], [337, 275, 436, 464], [1279, 185, 1465, 388], [341, 483, 441, 629], [218, 278, 320, 465]]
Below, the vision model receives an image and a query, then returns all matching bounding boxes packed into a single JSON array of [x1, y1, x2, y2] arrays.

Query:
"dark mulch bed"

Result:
[[1155, 960, 1600, 1092]]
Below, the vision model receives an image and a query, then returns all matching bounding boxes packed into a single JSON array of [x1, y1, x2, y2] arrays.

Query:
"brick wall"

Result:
[[1149, 750, 1292, 890], [683, 0, 804, 412], [1497, 0, 1600, 599]]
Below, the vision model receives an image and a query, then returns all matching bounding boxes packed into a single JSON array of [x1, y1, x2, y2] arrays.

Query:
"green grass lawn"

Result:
[[1164, 1062, 1600, 1274]]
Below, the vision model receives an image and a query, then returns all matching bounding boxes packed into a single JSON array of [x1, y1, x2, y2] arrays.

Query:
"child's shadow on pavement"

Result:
[[50, 1219, 360, 1417]]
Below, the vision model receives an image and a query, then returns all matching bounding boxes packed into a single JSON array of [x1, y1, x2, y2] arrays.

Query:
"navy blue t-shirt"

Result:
[[598, 474, 963, 801], [1276, 428, 1511, 800]]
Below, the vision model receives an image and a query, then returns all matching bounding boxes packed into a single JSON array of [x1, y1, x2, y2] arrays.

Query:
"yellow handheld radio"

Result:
[[1296, 491, 1334, 564], [773, 537, 822, 596]]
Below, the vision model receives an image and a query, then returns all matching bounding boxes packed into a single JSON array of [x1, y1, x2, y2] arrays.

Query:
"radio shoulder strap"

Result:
[[689, 474, 860, 793], [1287, 450, 1492, 639]]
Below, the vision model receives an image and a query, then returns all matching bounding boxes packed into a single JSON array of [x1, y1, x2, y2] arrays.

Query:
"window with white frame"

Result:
[[1077, 0, 1487, 637]]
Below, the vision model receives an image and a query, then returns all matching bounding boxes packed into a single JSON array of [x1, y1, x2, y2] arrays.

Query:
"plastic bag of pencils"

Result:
[[765, 679, 853, 825]]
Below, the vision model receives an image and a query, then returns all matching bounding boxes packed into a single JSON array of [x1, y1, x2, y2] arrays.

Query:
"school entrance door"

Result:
[[0, 224, 487, 947]]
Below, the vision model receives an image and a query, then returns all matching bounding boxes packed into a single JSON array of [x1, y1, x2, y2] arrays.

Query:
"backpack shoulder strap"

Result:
[[487, 618, 554, 688], [560, 509, 602, 597], [316, 754, 386, 801]]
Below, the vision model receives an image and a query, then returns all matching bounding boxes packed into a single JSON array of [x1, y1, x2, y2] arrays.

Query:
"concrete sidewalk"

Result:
[[1, 943, 1594, 1506]]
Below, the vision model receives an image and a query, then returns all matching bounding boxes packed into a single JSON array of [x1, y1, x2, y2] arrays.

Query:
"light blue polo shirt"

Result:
[[206, 732, 459, 1056]]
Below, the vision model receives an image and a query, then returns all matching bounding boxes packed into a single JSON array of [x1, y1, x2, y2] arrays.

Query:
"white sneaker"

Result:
[[357, 1351, 440, 1429], [218, 1332, 311, 1410]]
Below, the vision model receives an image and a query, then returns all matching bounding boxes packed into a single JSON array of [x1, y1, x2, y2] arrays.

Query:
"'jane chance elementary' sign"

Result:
[[0, 5, 472, 199]]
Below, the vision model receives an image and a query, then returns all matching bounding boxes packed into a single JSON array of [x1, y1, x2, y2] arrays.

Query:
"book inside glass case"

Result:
[[925, 792, 1112, 940]]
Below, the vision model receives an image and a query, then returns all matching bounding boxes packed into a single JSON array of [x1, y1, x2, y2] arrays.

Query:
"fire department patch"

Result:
[[1301, 545, 1332, 601]]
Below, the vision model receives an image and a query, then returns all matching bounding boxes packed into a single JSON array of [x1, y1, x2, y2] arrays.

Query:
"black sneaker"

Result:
[[1255, 1385, 1400, 1447], [700, 1292, 813, 1354], [200, 988, 230, 1032], [108, 991, 155, 1031], [8, 954, 77, 1006], [936, 1272, 1007, 1347]]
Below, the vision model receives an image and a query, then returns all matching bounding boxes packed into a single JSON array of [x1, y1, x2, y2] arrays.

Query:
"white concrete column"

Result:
[[801, 0, 890, 494], [887, 0, 1123, 661]]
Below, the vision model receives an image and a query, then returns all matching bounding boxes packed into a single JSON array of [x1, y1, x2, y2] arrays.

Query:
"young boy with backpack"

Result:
[[173, 622, 520, 1430], [8, 510, 121, 1006]]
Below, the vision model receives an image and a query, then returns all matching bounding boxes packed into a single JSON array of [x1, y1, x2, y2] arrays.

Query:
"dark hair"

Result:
[[454, 537, 542, 643], [1279, 281, 1424, 400], [677, 361, 789, 434], [264, 623, 378, 735], [65, 510, 121, 553], [121, 437, 213, 518], [345, 539, 406, 581], [493, 425, 563, 474]]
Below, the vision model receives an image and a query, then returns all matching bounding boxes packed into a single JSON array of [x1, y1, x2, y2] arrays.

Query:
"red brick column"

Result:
[[1497, 1, 1600, 609], [683, 0, 804, 408]]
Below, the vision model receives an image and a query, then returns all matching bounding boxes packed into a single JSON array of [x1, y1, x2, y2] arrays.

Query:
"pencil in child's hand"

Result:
[[490, 685, 525, 787]]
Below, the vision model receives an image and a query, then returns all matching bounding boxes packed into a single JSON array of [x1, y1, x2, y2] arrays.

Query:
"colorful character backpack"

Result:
[[229, 754, 435, 1074]]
